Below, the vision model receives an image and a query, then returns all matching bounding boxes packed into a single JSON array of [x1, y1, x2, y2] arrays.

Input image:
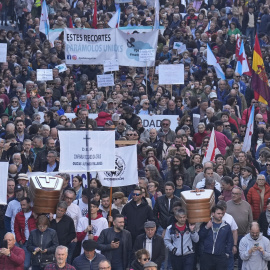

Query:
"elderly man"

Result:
[[0, 232, 25, 269], [99, 260, 112, 270], [239, 222, 270, 270], [144, 261, 158, 270], [45, 245, 75, 270], [201, 107, 218, 125], [133, 221, 165, 269], [73, 240, 106, 270]]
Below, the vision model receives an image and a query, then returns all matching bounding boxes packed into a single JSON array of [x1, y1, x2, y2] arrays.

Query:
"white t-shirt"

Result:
[[24, 211, 32, 240], [73, 199, 88, 217], [223, 212, 238, 231], [66, 203, 82, 230], [77, 216, 108, 254], [5, 200, 22, 233], [196, 178, 221, 192]]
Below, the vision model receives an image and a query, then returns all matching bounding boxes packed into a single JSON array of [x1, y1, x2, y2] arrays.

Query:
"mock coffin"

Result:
[[29, 175, 63, 214], [181, 189, 215, 223]]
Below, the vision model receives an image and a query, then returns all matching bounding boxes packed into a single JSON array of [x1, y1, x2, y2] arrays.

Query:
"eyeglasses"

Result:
[[224, 125, 230, 127], [266, 164, 270, 166], [185, 119, 191, 122], [132, 193, 141, 196], [45, 92, 51, 94], [65, 196, 74, 200], [231, 192, 241, 195], [11, 101, 17, 103], [60, 118, 67, 121], [143, 258, 150, 261], [235, 76, 241, 78], [162, 123, 169, 126], [126, 134, 133, 136], [137, 121, 142, 124], [127, 85, 132, 87], [118, 122, 125, 126], [232, 87, 239, 89], [144, 102, 150, 105]]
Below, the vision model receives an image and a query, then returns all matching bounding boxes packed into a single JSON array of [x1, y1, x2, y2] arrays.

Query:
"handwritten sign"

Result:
[[97, 74, 115, 87], [104, 59, 119, 72], [139, 49, 156, 62], [37, 69, 53, 81]]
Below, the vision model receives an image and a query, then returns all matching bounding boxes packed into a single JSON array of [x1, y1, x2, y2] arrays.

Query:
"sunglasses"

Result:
[[143, 258, 150, 261], [45, 92, 51, 94], [132, 193, 141, 196], [126, 134, 133, 136], [11, 101, 17, 103], [266, 164, 270, 167], [224, 125, 230, 127], [233, 87, 239, 89], [162, 123, 169, 126], [118, 122, 125, 126], [144, 102, 150, 105], [60, 118, 67, 121]]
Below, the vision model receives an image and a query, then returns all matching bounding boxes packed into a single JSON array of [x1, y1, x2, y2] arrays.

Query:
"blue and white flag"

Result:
[[154, 0, 160, 30], [207, 44, 225, 79], [39, 0, 49, 35], [235, 40, 250, 75], [108, 5, 121, 28], [242, 105, 254, 152]]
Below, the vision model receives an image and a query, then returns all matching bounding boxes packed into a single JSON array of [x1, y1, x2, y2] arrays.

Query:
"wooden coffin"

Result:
[[29, 175, 63, 214], [181, 189, 215, 223]]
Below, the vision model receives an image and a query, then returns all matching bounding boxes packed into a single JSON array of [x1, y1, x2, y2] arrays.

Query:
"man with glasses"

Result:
[[158, 119, 176, 145], [116, 119, 127, 139], [239, 222, 270, 270], [97, 214, 132, 270], [98, 260, 112, 270], [44, 88, 54, 109], [24, 96, 46, 118], [121, 187, 154, 244], [225, 144, 242, 170], [227, 187, 253, 269], [163, 100, 183, 117]]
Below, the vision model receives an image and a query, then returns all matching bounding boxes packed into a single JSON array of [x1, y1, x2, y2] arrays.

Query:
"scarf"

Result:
[[11, 106, 19, 112], [240, 175, 253, 187]]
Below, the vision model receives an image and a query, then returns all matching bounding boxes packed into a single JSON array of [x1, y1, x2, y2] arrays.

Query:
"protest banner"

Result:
[[97, 74, 115, 87], [159, 64, 184, 85], [98, 145, 138, 187], [119, 26, 164, 35], [37, 69, 53, 81], [58, 130, 115, 172], [55, 63, 67, 73], [0, 44, 7, 63], [0, 162, 8, 205], [64, 28, 158, 67], [173, 42, 183, 49], [104, 59, 119, 72], [115, 0, 131, 3]]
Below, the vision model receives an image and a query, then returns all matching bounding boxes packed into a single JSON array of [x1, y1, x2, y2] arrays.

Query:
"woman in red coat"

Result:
[[247, 175, 270, 220]]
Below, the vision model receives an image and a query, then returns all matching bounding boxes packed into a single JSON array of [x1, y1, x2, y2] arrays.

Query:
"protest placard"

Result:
[[0, 44, 7, 63], [139, 49, 156, 62], [104, 59, 119, 72], [173, 42, 183, 49], [55, 63, 67, 73], [0, 162, 8, 205], [37, 69, 53, 81], [159, 64, 184, 85], [58, 130, 115, 172], [97, 74, 115, 87]]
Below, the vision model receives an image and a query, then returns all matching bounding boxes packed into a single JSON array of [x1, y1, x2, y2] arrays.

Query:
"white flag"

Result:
[[0, 162, 8, 205], [39, 0, 49, 35], [202, 128, 220, 164], [207, 44, 225, 79], [108, 8, 120, 28], [242, 105, 254, 152], [98, 145, 138, 187]]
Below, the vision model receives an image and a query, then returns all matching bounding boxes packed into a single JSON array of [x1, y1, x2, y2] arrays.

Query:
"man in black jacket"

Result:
[[121, 187, 155, 244], [97, 214, 132, 270], [133, 221, 165, 269], [49, 201, 76, 264], [153, 182, 180, 237]]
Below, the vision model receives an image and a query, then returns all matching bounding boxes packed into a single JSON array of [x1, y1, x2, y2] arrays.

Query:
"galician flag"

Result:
[[207, 44, 225, 79], [202, 128, 220, 164], [236, 40, 250, 75], [242, 105, 254, 152], [108, 5, 120, 28], [154, 0, 160, 30], [39, 0, 49, 35]]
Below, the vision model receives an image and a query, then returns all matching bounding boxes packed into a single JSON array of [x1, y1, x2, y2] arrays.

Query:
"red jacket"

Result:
[[241, 106, 260, 125], [0, 245, 25, 270], [14, 211, 37, 244], [247, 183, 270, 220]]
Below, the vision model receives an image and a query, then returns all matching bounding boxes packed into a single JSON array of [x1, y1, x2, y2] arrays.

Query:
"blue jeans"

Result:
[[67, 241, 76, 264], [237, 235, 244, 270], [227, 252, 234, 270], [246, 27, 255, 48], [17, 241, 31, 270]]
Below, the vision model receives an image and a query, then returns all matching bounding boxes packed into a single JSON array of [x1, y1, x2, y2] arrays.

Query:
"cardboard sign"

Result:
[[159, 64, 184, 85], [139, 49, 156, 62], [97, 74, 115, 87], [104, 59, 119, 72], [37, 69, 53, 81]]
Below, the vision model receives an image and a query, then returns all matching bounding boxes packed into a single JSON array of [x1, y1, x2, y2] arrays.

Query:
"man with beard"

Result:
[[33, 137, 55, 171], [97, 214, 132, 270], [165, 155, 191, 187]]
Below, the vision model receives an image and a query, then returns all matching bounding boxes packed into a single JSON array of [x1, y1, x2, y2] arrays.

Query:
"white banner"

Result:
[[64, 28, 158, 67], [104, 59, 119, 72], [0, 44, 7, 63], [139, 115, 178, 132], [37, 69, 53, 81], [98, 145, 138, 187], [58, 130, 115, 172], [159, 64, 184, 85], [0, 162, 8, 205], [97, 74, 115, 87]]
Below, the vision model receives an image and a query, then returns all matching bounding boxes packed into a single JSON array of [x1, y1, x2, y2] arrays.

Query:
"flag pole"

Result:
[[108, 185, 113, 227], [145, 62, 148, 95]]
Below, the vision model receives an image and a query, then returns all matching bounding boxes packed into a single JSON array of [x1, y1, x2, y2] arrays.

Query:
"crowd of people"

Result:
[[2, 0, 270, 269]]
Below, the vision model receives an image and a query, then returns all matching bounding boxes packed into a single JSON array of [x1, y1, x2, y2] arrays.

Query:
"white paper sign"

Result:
[[37, 69, 53, 81], [104, 59, 119, 72], [173, 42, 183, 49], [55, 63, 67, 73], [98, 145, 138, 187], [58, 130, 115, 172], [159, 64, 184, 85], [97, 74, 115, 87], [139, 49, 156, 62], [38, 112, 44, 123], [0, 44, 7, 63], [177, 44, 187, 54], [0, 162, 8, 205]]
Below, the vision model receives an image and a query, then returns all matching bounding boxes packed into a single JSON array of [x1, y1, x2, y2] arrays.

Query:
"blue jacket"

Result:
[[72, 252, 106, 270], [228, 80, 247, 96], [199, 221, 233, 256]]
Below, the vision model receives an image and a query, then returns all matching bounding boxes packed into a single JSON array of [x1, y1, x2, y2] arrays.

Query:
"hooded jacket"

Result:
[[239, 233, 270, 270]]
